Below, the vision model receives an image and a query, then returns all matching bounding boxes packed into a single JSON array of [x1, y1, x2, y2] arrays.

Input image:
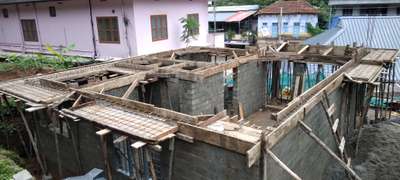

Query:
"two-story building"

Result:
[[257, 0, 319, 40], [330, 0, 400, 17], [0, 0, 209, 59]]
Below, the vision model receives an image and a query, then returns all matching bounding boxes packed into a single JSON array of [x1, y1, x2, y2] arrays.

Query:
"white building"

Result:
[[257, 0, 319, 39]]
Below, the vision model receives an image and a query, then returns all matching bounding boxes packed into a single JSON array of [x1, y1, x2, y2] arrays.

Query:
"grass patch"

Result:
[[0, 148, 23, 180]]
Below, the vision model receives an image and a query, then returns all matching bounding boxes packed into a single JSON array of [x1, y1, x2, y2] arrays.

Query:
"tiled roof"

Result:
[[257, 0, 319, 15], [305, 16, 400, 49]]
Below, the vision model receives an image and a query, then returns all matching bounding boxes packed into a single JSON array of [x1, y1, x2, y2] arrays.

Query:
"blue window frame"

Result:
[[293, 22, 300, 38], [272, 22, 278, 38], [283, 22, 289, 33]]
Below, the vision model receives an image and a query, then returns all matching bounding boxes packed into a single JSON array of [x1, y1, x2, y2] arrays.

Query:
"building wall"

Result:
[[236, 61, 266, 117], [132, 0, 209, 55], [257, 14, 318, 38], [267, 87, 356, 180], [179, 73, 224, 115], [0, 0, 132, 58], [0, 0, 209, 58], [173, 139, 261, 180], [333, 5, 400, 16]]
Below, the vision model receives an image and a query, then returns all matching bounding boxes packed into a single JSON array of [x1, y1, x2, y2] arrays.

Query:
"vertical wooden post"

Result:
[[54, 130, 63, 178], [167, 137, 175, 180], [145, 149, 157, 180], [271, 61, 281, 99], [65, 119, 83, 174], [16, 101, 46, 174], [96, 129, 112, 180]]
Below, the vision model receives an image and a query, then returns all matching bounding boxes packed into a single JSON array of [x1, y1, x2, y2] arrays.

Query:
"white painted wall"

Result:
[[257, 14, 318, 38], [132, 0, 209, 55]]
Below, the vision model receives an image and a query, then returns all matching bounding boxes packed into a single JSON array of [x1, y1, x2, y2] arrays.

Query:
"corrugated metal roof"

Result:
[[0, 0, 48, 4], [305, 16, 400, 49], [225, 11, 256, 22], [208, 5, 259, 12], [208, 12, 236, 22]]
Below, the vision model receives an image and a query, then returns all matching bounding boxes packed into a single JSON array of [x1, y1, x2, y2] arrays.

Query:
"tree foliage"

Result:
[[214, 0, 330, 29]]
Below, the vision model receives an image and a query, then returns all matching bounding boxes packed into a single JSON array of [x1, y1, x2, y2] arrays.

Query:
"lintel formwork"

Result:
[[0, 44, 398, 180]]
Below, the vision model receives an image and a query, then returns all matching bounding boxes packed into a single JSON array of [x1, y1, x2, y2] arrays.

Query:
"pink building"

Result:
[[0, 0, 209, 58]]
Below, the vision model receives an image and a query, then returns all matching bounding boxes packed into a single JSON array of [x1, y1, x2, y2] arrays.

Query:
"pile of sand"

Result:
[[352, 121, 400, 180], [325, 121, 400, 180]]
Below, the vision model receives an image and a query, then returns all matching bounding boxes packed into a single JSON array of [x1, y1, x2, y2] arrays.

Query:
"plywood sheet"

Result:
[[347, 64, 382, 82], [362, 49, 398, 64]]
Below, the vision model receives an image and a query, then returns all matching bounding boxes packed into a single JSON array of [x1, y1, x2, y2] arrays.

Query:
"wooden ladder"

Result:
[[321, 90, 349, 163]]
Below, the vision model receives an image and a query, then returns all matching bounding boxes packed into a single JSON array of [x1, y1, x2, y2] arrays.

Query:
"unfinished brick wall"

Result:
[[267, 87, 356, 179], [172, 140, 261, 180], [235, 61, 266, 117], [179, 73, 224, 115]]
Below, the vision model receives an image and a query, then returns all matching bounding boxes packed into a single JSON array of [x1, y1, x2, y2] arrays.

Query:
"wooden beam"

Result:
[[96, 129, 111, 136], [178, 122, 255, 154], [122, 79, 139, 99], [239, 102, 245, 120], [276, 42, 288, 52], [72, 95, 82, 108], [298, 120, 362, 180], [332, 118, 339, 133], [113, 135, 127, 144], [167, 137, 175, 180], [327, 104, 336, 117], [25, 106, 46, 112], [131, 141, 147, 149], [176, 132, 194, 143], [146, 149, 158, 180], [197, 110, 227, 127], [97, 128, 112, 180], [266, 149, 302, 180], [323, 47, 334, 56], [232, 50, 239, 59], [247, 141, 261, 167], [297, 45, 310, 55]]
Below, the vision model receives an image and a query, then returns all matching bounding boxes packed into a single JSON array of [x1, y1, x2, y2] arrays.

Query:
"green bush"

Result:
[[0, 44, 90, 73], [0, 148, 23, 180], [306, 23, 324, 36]]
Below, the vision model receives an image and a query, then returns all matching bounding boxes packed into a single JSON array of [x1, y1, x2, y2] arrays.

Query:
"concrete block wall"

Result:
[[267, 87, 355, 180], [33, 110, 135, 179], [179, 73, 224, 115], [172, 139, 261, 180], [236, 61, 266, 117]]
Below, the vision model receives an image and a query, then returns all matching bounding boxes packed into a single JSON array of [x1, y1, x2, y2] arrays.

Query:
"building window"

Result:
[[151, 15, 168, 41], [262, 22, 268, 29], [360, 8, 387, 16], [397, 7, 400, 15], [21, 19, 38, 42], [187, 13, 199, 35], [2, 8, 8, 18], [283, 22, 289, 33], [49, 6, 56, 17], [342, 9, 353, 16], [96, 16, 120, 43]]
